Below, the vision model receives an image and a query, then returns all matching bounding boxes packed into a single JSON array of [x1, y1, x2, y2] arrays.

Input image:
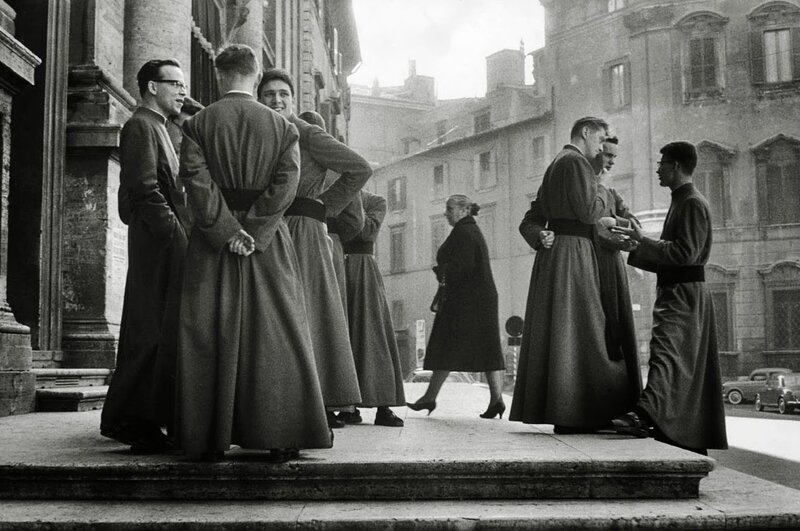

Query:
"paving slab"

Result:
[[0, 384, 712, 501]]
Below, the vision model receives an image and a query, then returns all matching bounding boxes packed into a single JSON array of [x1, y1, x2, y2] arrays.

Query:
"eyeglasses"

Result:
[[153, 79, 188, 90]]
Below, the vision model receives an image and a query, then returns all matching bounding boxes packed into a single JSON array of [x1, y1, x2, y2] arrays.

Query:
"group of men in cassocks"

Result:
[[101, 43, 405, 462], [510, 116, 728, 456]]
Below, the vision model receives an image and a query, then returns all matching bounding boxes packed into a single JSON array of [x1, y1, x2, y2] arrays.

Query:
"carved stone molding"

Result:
[[758, 260, 800, 285], [750, 133, 800, 163], [748, 1, 800, 28], [706, 263, 739, 284], [675, 11, 729, 36], [623, 5, 676, 35], [697, 139, 737, 164]]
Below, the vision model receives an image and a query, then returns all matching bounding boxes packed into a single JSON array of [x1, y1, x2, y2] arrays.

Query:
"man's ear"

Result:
[[146, 80, 158, 97]]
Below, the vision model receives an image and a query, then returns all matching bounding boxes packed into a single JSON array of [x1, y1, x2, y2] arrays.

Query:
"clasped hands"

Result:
[[538, 216, 643, 251], [227, 229, 255, 256]]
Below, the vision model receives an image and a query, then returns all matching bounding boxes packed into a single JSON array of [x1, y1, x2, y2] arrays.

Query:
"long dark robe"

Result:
[[343, 191, 406, 407], [285, 116, 370, 407], [628, 183, 727, 451], [326, 177, 365, 318], [101, 107, 188, 436], [510, 145, 634, 428], [424, 216, 505, 372], [177, 93, 330, 457], [519, 185, 643, 407]]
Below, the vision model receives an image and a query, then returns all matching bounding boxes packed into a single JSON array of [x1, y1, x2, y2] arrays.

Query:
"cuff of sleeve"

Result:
[[202, 216, 242, 252]]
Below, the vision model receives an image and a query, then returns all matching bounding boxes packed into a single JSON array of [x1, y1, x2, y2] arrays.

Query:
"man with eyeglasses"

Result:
[[610, 141, 728, 455], [101, 59, 190, 454]]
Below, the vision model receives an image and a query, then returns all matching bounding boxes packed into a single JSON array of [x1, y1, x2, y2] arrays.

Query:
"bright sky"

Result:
[[349, 0, 546, 100]]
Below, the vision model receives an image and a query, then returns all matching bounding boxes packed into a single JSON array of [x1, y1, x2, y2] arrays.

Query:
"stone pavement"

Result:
[[0, 383, 799, 529]]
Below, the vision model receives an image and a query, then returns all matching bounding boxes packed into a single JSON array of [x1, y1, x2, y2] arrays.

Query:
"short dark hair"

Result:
[[214, 44, 258, 76], [569, 116, 609, 140], [137, 59, 181, 97], [660, 141, 698, 174], [298, 110, 326, 129], [258, 68, 295, 98]]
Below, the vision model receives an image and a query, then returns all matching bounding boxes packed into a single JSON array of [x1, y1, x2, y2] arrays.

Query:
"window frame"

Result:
[[602, 57, 631, 111], [389, 223, 406, 274], [473, 110, 491, 134], [759, 261, 800, 352], [387, 176, 407, 212], [747, 2, 800, 92], [752, 134, 800, 227], [675, 12, 729, 103]]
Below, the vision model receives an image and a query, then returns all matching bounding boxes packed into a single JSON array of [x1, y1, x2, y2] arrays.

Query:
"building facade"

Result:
[[0, 0, 362, 416], [362, 0, 800, 379]]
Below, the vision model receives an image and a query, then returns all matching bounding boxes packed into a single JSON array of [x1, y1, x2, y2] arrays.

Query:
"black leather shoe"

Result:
[[611, 411, 650, 438], [327, 411, 346, 429], [268, 448, 300, 463], [338, 408, 363, 424], [374, 407, 404, 427]]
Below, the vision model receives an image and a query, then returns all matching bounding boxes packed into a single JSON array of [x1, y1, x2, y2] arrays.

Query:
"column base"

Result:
[[61, 318, 118, 369], [0, 310, 34, 416]]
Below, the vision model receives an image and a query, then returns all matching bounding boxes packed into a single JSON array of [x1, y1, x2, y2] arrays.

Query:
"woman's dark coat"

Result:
[[424, 216, 505, 372]]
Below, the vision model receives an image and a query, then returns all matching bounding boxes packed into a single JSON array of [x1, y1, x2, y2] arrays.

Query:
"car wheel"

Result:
[[755, 395, 763, 412], [727, 390, 743, 405], [778, 397, 787, 415]]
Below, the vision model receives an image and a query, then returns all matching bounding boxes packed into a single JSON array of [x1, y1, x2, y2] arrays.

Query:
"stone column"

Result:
[[61, 0, 135, 368], [123, 0, 191, 102], [226, 0, 263, 58], [0, 1, 42, 416]]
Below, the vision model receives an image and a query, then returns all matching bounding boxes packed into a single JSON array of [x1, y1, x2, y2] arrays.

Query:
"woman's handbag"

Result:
[[430, 283, 446, 313]]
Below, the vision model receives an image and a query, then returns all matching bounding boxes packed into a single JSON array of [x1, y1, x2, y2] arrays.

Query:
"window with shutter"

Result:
[[677, 12, 727, 101], [603, 59, 630, 110], [773, 289, 800, 349], [747, 2, 800, 90], [389, 225, 406, 273], [433, 165, 445, 200], [754, 136, 800, 225]]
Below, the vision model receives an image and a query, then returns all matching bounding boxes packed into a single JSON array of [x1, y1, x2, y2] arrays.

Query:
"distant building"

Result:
[[358, 0, 800, 378]]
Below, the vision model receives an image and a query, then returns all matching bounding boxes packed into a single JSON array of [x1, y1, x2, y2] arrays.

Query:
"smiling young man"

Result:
[[258, 69, 371, 429], [610, 141, 728, 455], [101, 59, 190, 453]]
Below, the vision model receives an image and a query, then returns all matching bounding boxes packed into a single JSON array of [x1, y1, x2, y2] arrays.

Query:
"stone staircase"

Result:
[[0, 384, 798, 529], [31, 368, 110, 412]]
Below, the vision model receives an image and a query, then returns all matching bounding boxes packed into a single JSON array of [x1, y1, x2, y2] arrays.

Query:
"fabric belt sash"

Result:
[[284, 196, 326, 222], [549, 218, 594, 239], [657, 265, 705, 287], [343, 241, 374, 255], [219, 188, 262, 212], [326, 217, 339, 234]]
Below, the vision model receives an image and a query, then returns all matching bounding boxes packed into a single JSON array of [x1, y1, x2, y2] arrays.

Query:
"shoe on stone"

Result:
[[327, 411, 346, 429], [268, 448, 300, 463], [374, 407, 404, 427], [338, 408, 363, 424], [611, 411, 649, 438]]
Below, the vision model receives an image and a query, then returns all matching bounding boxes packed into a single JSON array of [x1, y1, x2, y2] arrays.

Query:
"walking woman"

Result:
[[407, 194, 506, 418]]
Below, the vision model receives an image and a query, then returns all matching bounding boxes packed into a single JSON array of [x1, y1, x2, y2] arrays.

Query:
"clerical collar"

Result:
[[139, 106, 167, 124], [224, 90, 254, 97], [671, 182, 694, 198]]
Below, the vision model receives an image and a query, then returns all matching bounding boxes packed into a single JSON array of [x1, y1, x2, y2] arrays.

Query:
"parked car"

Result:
[[755, 373, 800, 414], [408, 369, 476, 384], [721, 367, 793, 404]]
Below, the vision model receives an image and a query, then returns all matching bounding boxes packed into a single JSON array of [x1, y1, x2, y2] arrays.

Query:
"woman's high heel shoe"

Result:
[[406, 400, 437, 415], [479, 401, 506, 419]]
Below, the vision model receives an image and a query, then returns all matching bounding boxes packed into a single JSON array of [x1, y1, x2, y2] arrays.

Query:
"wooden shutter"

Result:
[[750, 30, 765, 84], [792, 27, 800, 81], [602, 65, 611, 110], [623, 62, 631, 106]]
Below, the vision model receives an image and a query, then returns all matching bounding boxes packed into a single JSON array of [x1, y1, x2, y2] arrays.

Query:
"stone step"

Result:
[[31, 368, 110, 389], [0, 467, 798, 530], [34, 385, 107, 412]]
